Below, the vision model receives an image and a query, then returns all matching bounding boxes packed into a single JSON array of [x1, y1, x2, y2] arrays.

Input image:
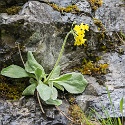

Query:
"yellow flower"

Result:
[[73, 23, 89, 46], [74, 25, 81, 33], [74, 35, 87, 46], [74, 23, 89, 33], [80, 23, 89, 31]]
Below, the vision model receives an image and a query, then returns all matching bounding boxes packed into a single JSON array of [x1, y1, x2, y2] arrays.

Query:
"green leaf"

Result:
[[25, 61, 34, 73], [35, 68, 43, 81], [45, 98, 62, 106], [118, 118, 122, 125], [55, 72, 88, 94], [22, 83, 36, 96], [1, 65, 29, 78], [37, 81, 51, 101], [25, 51, 45, 76], [120, 97, 124, 113], [50, 73, 72, 81], [29, 78, 37, 84], [53, 82, 64, 91], [48, 82, 58, 100], [51, 87, 58, 100], [50, 65, 60, 79]]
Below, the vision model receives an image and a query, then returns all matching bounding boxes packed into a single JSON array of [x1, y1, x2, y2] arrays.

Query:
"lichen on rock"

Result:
[[48, 3, 80, 13], [88, 0, 103, 11], [0, 75, 27, 100]]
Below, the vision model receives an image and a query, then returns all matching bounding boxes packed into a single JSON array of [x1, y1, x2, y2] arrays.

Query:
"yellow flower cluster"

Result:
[[73, 23, 89, 46]]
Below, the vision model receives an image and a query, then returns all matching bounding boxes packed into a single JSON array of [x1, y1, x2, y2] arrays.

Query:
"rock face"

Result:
[[0, 0, 96, 72], [0, 0, 125, 121], [0, 0, 27, 6], [0, 98, 69, 125], [0, 0, 125, 71], [95, 0, 125, 32], [76, 0, 125, 118], [76, 49, 125, 118]]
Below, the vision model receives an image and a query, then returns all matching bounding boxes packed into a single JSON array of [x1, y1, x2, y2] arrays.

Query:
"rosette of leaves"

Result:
[[1, 51, 88, 106]]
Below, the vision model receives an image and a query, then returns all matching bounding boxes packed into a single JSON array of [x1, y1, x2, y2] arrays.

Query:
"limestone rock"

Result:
[[76, 51, 125, 118], [95, 0, 125, 32], [0, 97, 69, 125], [0, 0, 125, 120]]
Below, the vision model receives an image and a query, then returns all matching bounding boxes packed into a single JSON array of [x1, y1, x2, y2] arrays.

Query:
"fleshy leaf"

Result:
[[22, 83, 36, 96], [25, 61, 34, 73], [45, 98, 62, 106], [35, 68, 43, 81], [48, 82, 58, 100], [1, 65, 29, 78], [50, 73, 72, 81], [51, 87, 58, 100], [25, 51, 45, 76], [54, 72, 88, 94], [37, 81, 51, 101], [29, 78, 37, 84], [53, 82, 64, 91]]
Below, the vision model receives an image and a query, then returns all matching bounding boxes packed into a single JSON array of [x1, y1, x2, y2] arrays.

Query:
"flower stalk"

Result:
[[45, 30, 73, 82], [45, 23, 89, 83]]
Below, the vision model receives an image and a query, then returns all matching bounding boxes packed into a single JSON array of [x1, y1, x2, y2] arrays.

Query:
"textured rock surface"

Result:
[[0, 0, 97, 72], [0, 0, 125, 71], [0, 0, 27, 6], [0, 98, 69, 125], [0, 0, 125, 122], [95, 0, 125, 32], [76, 48, 125, 118]]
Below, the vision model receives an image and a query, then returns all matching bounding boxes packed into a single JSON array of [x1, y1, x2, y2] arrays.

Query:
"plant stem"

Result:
[[17, 43, 25, 66], [37, 91, 45, 113], [55, 106, 74, 122], [45, 30, 72, 83], [116, 32, 125, 45]]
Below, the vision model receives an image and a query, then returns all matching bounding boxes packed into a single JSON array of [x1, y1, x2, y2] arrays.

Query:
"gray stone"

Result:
[[0, 0, 27, 6], [0, 0, 96, 72], [76, 94, 98, 112], [0, 98, 69, 125], [95, 0, 125, 32], [0, 0, 125, 121], [84, 76, 107, 96], [76, 0, 92, 14], [76, 51, 125, 118]]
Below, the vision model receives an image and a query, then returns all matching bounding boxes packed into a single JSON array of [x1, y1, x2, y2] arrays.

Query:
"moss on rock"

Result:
[[75, 60, 108, 76], [0, 75, 27, 100], [68, 103, 99, 125], [93, 18, 106, 31], [6, 6, 21, 15], [88, 0, 103, 11], [48, 3, 80, 13]]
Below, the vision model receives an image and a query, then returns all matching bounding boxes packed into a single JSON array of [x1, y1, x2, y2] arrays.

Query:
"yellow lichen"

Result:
[[48, 3, 80, 13], [0, 75, 27, 100], [69, 104, 99, 125], [75, 60, 108, 75], [93, 18, 106, 31], [88, 0, 103, 11], [64, 5, 80, 13], [68, 95, 76, 104], [6, 6, 21, 15]]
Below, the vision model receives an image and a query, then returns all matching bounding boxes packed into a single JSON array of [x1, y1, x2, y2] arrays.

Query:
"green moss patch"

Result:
[[0, 75, 27, 100], [48, 3, 80, 13], [88, 0, 103, 11], [75, 60, 108, 76], [0, 6, 21, 15], [68, 104, 99, 125]]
